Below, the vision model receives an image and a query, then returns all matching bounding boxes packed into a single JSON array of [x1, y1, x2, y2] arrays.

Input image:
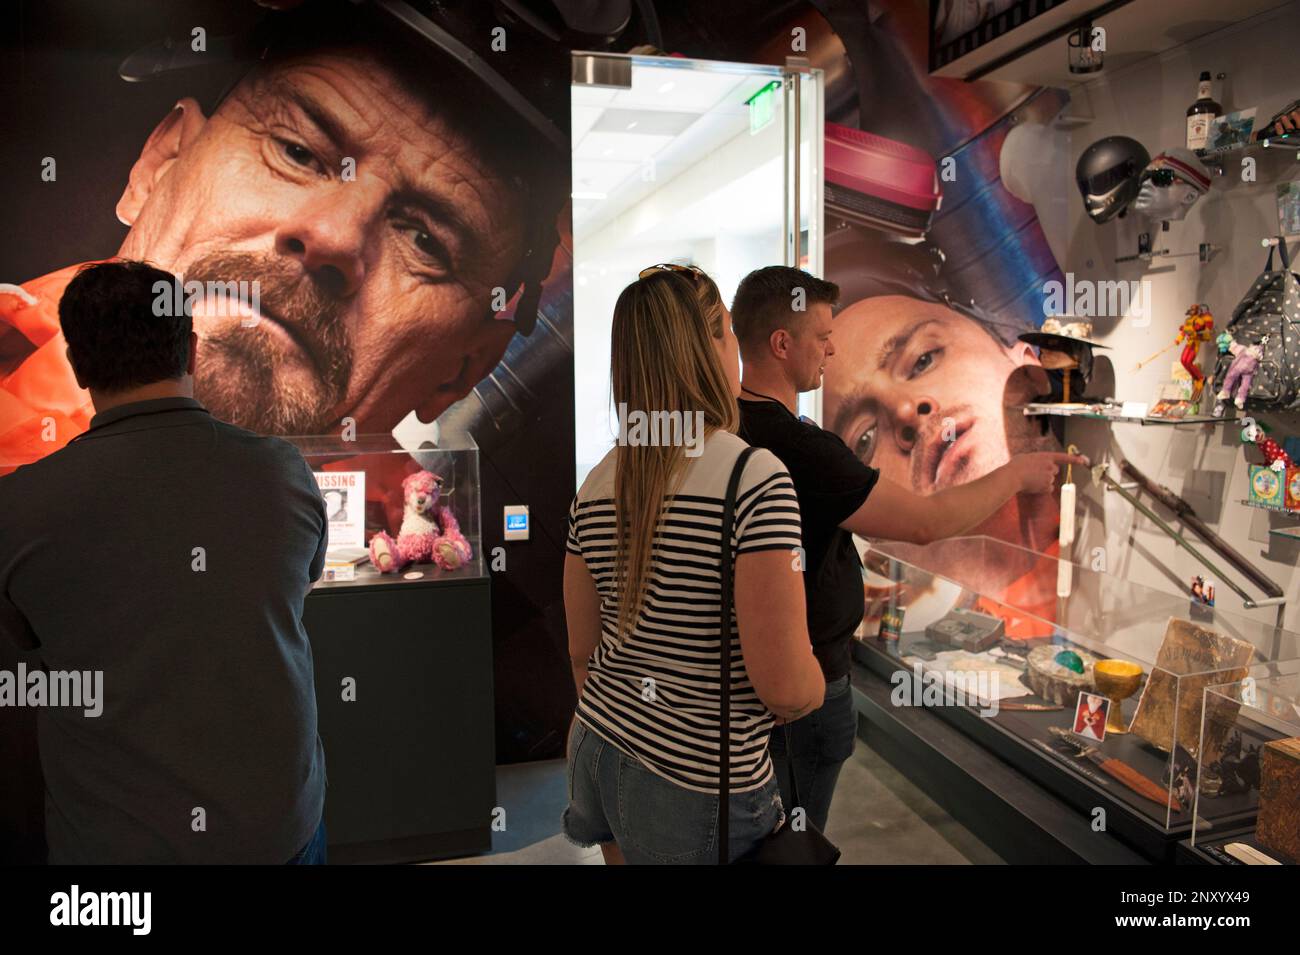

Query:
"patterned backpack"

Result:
[[1213, 237, 1300, 410]]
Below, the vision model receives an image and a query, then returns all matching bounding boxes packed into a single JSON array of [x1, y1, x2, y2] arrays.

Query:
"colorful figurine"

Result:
[[1242, 420, 1293, 471], [1175, 304, 1215, 398], [1213, 335, 1269, 416]]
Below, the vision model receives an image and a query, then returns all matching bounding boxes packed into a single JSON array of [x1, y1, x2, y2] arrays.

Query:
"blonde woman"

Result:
[[563, 265, 825, 865]]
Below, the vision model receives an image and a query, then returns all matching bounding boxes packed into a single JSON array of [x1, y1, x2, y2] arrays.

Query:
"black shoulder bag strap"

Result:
[[1265, 235, 1292, 272], [717, 446, 757, 866]]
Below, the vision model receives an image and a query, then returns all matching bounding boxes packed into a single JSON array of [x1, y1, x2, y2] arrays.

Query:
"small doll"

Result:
[[1175, 304, 1214, 397], [1241, 420, 1293, 472], [1213, 335, 1268, 415], [369, 470, 473, 573]]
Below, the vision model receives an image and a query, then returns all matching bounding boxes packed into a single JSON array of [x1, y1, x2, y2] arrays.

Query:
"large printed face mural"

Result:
[[1, 3, 570, 460], [120, 44, 527, 435], [822, 292, 1062, 571]]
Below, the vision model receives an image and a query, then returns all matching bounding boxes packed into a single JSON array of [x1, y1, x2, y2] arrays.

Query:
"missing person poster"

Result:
[[314, 470, 365, 552]]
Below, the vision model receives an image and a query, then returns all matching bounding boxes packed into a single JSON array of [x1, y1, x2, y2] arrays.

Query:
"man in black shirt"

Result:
[[0, 261, 328, 863], [733, 266, 1083, 831]]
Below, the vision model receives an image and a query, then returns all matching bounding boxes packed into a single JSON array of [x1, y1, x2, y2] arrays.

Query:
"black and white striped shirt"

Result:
[[567, 430, 802, 794]]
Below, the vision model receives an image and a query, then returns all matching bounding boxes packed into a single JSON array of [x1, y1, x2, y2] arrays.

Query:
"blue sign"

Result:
[[506, 513, 529, 531]]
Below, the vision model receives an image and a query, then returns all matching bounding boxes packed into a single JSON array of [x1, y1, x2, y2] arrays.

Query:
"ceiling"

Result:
[[572, 60, 783, 240]]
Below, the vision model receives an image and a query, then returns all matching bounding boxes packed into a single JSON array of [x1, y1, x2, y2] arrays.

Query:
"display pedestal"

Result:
[[851, 650, 1151, 864], [304, 571, 494, 864]]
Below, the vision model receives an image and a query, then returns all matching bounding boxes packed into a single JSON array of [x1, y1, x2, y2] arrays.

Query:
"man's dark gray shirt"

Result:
[[0, 397, 328, 863]]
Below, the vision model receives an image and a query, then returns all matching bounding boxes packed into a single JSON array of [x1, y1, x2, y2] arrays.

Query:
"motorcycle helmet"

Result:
[[1076, 136, 1150, 223]]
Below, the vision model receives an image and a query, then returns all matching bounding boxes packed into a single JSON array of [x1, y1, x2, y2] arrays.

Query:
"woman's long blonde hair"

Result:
[[611, 268, 737, 641]]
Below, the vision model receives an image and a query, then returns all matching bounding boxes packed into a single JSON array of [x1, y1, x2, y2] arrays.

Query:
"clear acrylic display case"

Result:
[[286, 433, 484, 588], [856, 535, 1300, 835], [1192, 666, 1300, 863]]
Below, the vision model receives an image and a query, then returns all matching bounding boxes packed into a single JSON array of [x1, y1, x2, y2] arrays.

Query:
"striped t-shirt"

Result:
[[566, 430, 802, 794]]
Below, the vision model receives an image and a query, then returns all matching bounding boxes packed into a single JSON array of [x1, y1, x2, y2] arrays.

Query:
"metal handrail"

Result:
[[1096, 458, 1288, 646]]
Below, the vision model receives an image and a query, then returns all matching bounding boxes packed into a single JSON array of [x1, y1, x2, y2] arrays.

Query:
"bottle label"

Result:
[[1198, 80, 1212, 100], [1188, 115, 1210, 150]]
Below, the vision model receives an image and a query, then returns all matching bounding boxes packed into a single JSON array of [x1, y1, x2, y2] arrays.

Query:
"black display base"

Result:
[[303, 569, 495, 864], [854, 637, 1186, 861], [1178, 828, 1297, 865], [329, 827, 490, 865], [850, 661, 1147, 863]]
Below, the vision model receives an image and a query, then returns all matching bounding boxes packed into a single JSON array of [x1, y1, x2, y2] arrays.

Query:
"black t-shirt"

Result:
[[738, 398, 879, 681]]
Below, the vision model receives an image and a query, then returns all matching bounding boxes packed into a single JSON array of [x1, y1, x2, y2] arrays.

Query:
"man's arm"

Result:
[[841, 451, 1086, 544], [290, 449, 328, 583]]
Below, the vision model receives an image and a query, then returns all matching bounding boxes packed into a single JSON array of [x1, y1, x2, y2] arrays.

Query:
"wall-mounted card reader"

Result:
[[504, 505, 529, 541]]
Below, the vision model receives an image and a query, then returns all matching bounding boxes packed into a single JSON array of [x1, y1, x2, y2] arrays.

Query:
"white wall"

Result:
[[1060, 1, 1300, 631]]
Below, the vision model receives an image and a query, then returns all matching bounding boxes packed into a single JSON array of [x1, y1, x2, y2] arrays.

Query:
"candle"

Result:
[[1059, 481, 1076, 546], [1057, 481, 1076, 598]]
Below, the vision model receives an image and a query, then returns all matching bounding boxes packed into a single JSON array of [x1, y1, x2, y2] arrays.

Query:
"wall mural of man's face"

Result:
[[824, 294, 1056, 521], [114, 46, 526, 435]]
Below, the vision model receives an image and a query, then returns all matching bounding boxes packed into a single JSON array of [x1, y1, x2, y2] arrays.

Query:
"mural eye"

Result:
[[854, 424, 877, 465], [910, 349, 937, 378]]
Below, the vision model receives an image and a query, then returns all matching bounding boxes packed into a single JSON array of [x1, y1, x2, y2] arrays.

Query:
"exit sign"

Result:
[[747, 80, 780, 135]]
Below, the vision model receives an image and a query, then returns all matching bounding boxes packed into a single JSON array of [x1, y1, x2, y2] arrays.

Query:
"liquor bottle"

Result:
[[1186, 71, 1222, 152]]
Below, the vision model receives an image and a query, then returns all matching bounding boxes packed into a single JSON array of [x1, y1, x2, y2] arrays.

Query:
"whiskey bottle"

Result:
[[1186, 71, 1222, 152]]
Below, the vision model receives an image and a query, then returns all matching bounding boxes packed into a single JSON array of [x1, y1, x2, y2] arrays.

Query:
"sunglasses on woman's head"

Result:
[[638, 263, 705, 283]]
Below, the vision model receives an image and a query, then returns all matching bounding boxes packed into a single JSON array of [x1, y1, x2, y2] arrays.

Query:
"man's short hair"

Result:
[[732, 266, 840, 352], [60, 261, 191, 392]]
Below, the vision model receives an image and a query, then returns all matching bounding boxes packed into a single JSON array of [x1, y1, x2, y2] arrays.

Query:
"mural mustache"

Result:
[[188, 250, 352, 435]]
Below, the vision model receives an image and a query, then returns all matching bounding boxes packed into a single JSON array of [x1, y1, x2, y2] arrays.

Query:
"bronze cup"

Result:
[[1094, 659, 1144, 735]]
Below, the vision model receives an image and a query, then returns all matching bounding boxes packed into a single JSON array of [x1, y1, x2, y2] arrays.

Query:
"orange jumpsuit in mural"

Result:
[[0, 265, 99, 474]]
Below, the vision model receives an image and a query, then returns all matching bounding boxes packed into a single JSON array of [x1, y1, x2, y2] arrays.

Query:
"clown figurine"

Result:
[[1214, 336, 1270, 417], [1175, 304, 1215, 399]]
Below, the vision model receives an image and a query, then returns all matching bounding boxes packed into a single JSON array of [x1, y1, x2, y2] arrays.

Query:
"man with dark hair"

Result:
[[734, 265, 1082, 832], [731, 266, 841, 354], [0, 260, 329, 863]]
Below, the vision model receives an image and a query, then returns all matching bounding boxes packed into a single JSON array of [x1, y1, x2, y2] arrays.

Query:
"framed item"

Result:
[[1278, 180, 1300, 236]]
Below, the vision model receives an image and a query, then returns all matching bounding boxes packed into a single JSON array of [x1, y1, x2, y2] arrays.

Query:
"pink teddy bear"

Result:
[[369, 470, 472, 573]]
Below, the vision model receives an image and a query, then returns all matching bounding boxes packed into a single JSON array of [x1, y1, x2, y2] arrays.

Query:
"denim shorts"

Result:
[[562, 720, 784, 864]]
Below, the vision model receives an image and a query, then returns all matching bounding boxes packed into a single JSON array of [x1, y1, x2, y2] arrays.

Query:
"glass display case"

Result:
[[1191, 666, 1300, 863], [286, 434, 484, 588], [855, 536, 1300, 842]]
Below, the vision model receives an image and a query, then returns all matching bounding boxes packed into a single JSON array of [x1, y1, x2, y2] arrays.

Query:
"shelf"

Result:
[[1271, 526, 1300, 541], [1241, 497, 1299, 513], [1019, 403, 1234, 426], [939, 0, 1294, 87], [1200, 132, 1300, 169]]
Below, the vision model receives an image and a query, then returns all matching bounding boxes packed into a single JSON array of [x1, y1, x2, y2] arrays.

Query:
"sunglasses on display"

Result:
[[1142, 168, 1177, 187]]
